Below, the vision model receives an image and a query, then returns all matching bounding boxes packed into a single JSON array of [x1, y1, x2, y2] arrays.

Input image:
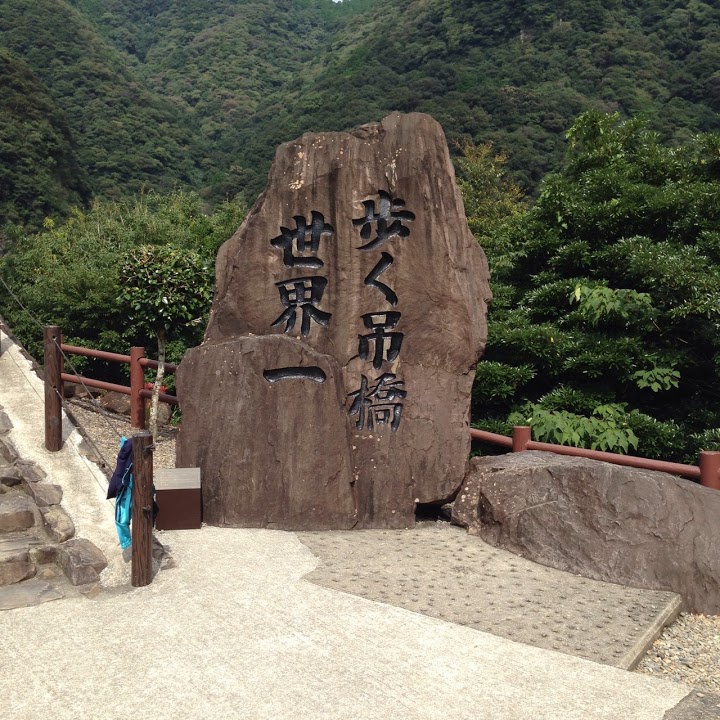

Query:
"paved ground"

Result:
[[0, 326, 707, 719], [0, 527, 694, 720], [300, 524, 682, 669]]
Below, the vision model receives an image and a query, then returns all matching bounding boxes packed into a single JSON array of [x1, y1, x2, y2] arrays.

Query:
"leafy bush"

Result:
[[468, 112, 720, 463]]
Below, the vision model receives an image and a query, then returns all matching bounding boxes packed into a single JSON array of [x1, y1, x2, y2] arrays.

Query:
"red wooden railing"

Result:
[[41, 325, 720, 490], [471, 425, 720, 490], [43, 325, 178, 449]]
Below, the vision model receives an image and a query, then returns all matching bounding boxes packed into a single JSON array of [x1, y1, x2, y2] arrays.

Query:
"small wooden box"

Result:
[[154, 468, 201, 530]]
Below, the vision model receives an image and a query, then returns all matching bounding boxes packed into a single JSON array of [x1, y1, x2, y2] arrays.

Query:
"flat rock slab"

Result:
[[0, 467, 21, 487], [0, 410, 12, 434], [453, 451, 720, 614], [24, 481, 62, 507], [58, 538, 107, 586], [15, 460, 46, 482], [0, 437, 18, 464], [40, 506, 75, 543], [299, 523, 682, 669], [0, 494, 35, 532], [662, 691, 720, 719], [0, 547, 35, 586], [0, 578, 64, 611]]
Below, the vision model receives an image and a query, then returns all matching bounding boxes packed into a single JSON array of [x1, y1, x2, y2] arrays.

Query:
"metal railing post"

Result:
[[130, 346, 146, 429], [512, 425, 531, 452], [43, 325, 63, 451], [699, 451, 720, 490], [131, 431, 154, 587]]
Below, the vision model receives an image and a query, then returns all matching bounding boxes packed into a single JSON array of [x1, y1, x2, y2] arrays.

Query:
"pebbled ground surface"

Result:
[[299, 521, 682, 669]]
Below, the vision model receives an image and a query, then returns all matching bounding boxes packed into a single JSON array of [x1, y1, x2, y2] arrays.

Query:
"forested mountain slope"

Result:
[[2, 0, 719, 219], [0, 0, 201, 224], [0, 50, 88, 230]]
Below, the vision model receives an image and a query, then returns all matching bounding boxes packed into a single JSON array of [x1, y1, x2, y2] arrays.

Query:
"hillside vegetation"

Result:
[[1, 0, 719, 221], [1, 0, 719, 462]]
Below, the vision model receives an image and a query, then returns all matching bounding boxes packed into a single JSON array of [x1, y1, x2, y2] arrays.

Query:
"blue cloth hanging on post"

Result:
[[108, 436, 133, 549], [108, 436, 159, 551]]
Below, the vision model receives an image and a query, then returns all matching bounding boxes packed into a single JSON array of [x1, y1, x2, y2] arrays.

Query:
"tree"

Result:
[[0, 191, 245, 380], [471, 111, 720, 463], [118, 244, 212, 438]]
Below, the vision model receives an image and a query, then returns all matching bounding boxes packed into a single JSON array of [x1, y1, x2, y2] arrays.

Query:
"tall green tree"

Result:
[[0, 191, 245, 373], [118, 244, 212, 437], [471, 112, 720, 462]]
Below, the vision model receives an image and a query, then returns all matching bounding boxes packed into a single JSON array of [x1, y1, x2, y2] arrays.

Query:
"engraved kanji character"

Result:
[[364, 251, 397, 306], [358, 311, 403, 369], [352, 191, 415, 251], [271, 211, 334, 268], [272, 276, 331, 336], [348, 373, 407, 432]]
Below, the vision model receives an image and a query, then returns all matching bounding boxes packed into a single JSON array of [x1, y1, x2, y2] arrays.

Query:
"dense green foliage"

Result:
[[467, 112, 720, 462], [0, 50, 88, 231], [0, 192, 246, 375], [0, 0, 201, 225], [2, 0, 719, 221], [2, 1, 720, 460]]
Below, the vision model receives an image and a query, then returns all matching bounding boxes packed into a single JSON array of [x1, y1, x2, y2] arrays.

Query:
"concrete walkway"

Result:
[[0, 327, 698, 719]]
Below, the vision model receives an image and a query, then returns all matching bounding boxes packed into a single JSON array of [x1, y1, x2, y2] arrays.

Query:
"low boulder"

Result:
[[0, 467, 21, 488], [0, 547, 35, 586], [453, 451, 720, 614], [40, 506, 75, 543], [24, 481, 63, 507], [0, 437, 18, 464], [0, 494, 35, 532], [0, 410, 12, 435], [99, 391, 131, 416], [58, 538, 107, 586]]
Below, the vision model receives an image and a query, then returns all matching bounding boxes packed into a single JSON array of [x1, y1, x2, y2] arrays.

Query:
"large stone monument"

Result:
[[176, 112, 491, 529]]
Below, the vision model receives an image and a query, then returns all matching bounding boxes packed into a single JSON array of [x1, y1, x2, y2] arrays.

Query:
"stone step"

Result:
[[0, 532, 57, 564], [0, 493, 35, 533], [0, 578, 64, 611], [0, 544, 35, 586]]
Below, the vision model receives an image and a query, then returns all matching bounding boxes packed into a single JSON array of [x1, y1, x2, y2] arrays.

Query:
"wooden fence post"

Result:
[[44, 325, 63, 451], [512, 425, 531, 452], [131, 431, 154, 587], [130, 346, 146, 429], [699, 451, 720, 490]]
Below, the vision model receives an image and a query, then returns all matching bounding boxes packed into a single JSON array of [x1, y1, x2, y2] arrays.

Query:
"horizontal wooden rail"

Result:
[[525, 440, 701, 479], [52, 329, 179, 433], [139, 357, 178, 374], [60, 343, 131, 364], [469, 428, 513, 448], [139, 388, 179, 406], [61, 373, 131, 395], [470, 424, 718, 488]]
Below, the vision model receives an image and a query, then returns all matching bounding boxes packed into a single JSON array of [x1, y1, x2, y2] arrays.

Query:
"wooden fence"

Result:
[[42, 325, 720, 490]]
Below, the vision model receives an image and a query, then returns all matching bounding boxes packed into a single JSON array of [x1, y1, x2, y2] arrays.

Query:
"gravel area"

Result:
[[63, 398, 720, 692], [636, 613, 720, 694], [67, 397, 177, 472]]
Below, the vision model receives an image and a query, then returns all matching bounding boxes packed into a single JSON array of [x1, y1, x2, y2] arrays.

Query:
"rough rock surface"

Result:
[[0, 547, 35, 586], [24, 481, 63, 507], [0, 578, 64, 610], [98, 391, 131, 416], [15, 460, 46, 482], [178, 336, 355, 529], [40, 506, 75, 543], [0, 410, 12, 435], [0, 437, 18, 464], [452, 451, 720, 614], [0, 466, 21, 487], [177, 112, 491, 529], [58, 538, 108, 586], [0, 494, 35, 532]]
